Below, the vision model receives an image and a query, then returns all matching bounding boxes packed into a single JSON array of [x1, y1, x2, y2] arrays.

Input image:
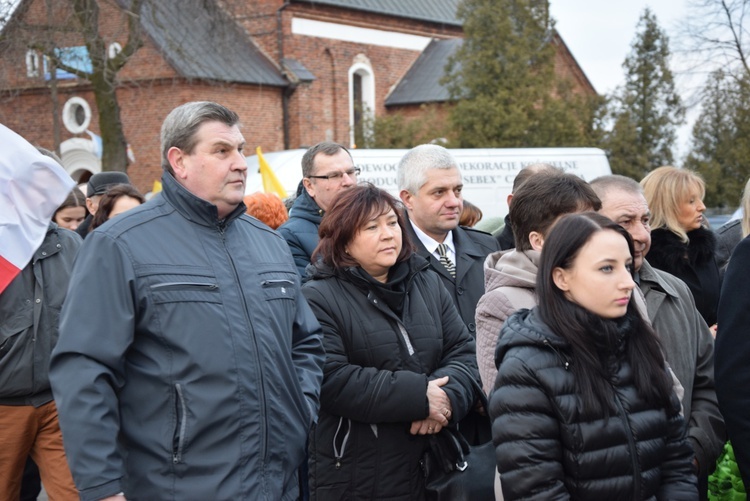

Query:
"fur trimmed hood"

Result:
[[648, 227, 717, 271]]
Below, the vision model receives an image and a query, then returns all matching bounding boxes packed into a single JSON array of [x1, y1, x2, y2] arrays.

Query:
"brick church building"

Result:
[[0, 0, 595, 193]]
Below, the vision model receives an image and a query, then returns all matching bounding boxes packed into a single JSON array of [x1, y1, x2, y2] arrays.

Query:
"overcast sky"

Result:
[[550, 0, 697, 158]]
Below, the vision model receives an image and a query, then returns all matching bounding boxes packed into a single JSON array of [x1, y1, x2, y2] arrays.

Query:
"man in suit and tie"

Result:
[[397, 145, 499, 443], [398, 144, 499, 337]]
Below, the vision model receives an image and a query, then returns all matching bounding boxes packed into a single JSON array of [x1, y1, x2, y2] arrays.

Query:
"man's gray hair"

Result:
[[589, 174, 644, 199], [301, 142, 351, 178], [161, 101, 240, 175], [397, 144, 459, 194]]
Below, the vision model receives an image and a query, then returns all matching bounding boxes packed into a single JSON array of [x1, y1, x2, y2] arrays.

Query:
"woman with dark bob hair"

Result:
[[90, 183, 145, 231], [490, 212, 697, 500], [302, 183, 481, 500]]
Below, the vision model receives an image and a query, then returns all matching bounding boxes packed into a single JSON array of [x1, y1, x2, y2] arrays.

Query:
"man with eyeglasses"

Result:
[[279, 141, 359, 277]]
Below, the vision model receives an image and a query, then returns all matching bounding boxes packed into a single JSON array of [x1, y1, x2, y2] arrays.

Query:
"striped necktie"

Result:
[[436, 243, 456, 278]]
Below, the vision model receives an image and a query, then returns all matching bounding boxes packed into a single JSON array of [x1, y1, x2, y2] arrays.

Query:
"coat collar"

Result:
[[289, 188, 324, 222], [33, 223, 62, 262], [638, 259, 680, 299], [649, 227, 717, 267], [403, 212, 485, 283], [160, 172, 246, 228]]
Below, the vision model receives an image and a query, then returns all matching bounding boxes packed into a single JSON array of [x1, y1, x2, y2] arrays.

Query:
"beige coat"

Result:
[[475, 249, 540, 396]]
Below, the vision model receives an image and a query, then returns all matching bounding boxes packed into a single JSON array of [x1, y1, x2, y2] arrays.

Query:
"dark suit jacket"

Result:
[[715, 235, 750, 489], [495, 213, 515, 250], [404, 214, 499, 336]]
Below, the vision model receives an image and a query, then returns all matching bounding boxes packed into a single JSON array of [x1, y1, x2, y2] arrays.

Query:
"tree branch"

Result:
[[721, 0, 750, 76], [108, 0, 144, 73]]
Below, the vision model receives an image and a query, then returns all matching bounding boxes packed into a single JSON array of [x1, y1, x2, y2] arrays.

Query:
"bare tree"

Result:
[[680, 0, 750, 80], [1, 0, 278, 172], [0, 1, 19, 25], [2, 0, 144, 172]]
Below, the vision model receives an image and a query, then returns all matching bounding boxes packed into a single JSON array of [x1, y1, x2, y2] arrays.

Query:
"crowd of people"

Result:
[[1, 99, 749, 500]]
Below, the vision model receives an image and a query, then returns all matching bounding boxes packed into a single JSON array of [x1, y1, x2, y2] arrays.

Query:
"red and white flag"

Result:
[[0, 124, 75, 293]]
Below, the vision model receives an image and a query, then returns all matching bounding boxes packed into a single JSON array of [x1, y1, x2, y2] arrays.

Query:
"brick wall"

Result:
[[0, 0, 598, 195], [0, 79, 282, 195], [279, 3, 463, 148]]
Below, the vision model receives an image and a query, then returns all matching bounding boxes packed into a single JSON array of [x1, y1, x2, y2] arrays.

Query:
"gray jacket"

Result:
[[714, 219, 742, 270], [0, 223, 81, 406], [50, 173, 325, 501], [639, 260, 725, 475]]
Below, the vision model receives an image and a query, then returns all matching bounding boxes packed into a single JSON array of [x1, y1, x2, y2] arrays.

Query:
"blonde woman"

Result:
[[641, 166, 721, 328]]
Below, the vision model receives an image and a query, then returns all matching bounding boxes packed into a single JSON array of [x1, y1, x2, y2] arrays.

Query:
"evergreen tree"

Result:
[[685, 70, 750, 207], [360, 105, 454, 149], [443, 0, 602, 148], [604, 8, 684, 180]]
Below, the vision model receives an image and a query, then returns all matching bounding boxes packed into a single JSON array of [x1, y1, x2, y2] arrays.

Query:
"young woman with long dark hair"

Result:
[[490, 212, 697, 500]]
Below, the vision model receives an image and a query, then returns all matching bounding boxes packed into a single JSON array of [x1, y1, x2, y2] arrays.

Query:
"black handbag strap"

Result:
[[428, 428, 469, 473]]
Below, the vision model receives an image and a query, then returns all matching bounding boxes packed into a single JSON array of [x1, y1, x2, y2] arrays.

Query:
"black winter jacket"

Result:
[[0, 223, 81, 406], [302, 256, 480, 500], [278, 188, 323, 277], [491, 308, 697, 501], [495, 213, 516, 250], [715, 235, 750, 489], [648, 227, 721, 326]]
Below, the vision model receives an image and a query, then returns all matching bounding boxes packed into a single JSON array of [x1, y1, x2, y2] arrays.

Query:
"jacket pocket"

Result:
[[258, 271, 298, 330], [261, 277, 296, 301], [0, 304, 33, 362], [172, 383, 187, 464], [151, 281, 220, 304]]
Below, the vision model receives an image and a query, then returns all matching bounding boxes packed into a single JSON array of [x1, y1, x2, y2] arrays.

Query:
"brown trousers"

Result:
[[0, 401, 77, 501]]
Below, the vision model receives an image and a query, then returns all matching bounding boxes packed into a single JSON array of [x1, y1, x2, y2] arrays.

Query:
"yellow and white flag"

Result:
[[257, 146, 287, 198]]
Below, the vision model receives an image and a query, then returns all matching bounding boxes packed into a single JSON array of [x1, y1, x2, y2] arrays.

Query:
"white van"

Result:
[[245, 148, 611, 221]]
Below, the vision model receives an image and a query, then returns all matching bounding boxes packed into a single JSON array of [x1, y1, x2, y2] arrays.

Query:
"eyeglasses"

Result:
[[307, 167, 361, 181]]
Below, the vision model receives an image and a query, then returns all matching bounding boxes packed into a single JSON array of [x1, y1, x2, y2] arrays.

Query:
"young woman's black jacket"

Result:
[[648, 226, 721, 326], [302, 254, 480, 501], [490, 308, 697, 501]]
